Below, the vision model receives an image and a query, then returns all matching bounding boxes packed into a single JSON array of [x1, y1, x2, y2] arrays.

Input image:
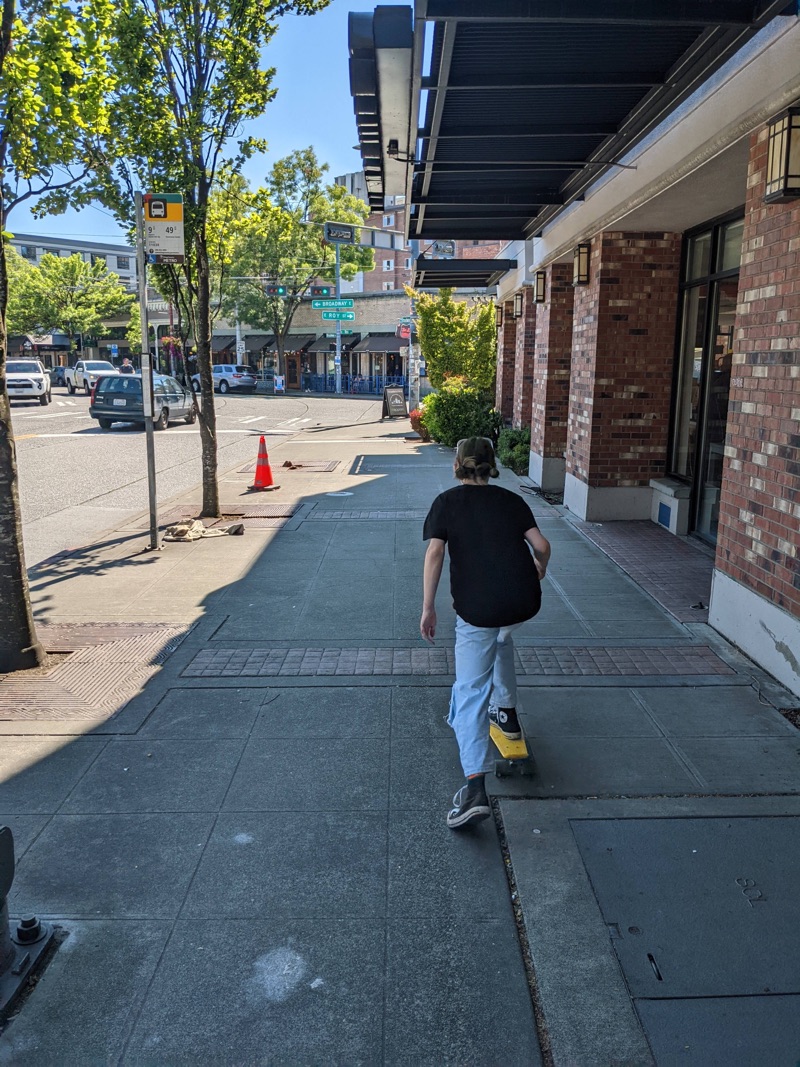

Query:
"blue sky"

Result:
[[14, 0, 379, 243]]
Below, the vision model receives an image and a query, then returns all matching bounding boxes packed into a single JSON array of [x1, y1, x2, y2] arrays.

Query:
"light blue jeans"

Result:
[[448, 616, 523, 777]]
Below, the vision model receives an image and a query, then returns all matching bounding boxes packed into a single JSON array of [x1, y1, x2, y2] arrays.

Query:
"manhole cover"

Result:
[[572, 816, 800, 998]]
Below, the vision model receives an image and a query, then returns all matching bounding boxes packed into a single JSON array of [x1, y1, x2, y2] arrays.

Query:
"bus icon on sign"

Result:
[[149, 199, 167, 219]]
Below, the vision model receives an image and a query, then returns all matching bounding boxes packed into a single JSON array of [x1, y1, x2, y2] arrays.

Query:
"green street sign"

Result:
[[312, 298, 354, 309], [321, 310, 356, 321], [324, 331, 353, 336]]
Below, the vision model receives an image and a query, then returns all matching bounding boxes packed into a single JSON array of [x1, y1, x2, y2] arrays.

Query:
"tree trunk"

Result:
[[194, 230, 219, 518], [0, 221, 45, 672]]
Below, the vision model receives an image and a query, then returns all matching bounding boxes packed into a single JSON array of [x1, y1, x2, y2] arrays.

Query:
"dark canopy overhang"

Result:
[[414, 256, 518, 289], [350, 1, 794, 242]]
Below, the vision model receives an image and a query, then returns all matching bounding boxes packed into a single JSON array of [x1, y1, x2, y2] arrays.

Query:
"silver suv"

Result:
[[191, 364, 257, 394]]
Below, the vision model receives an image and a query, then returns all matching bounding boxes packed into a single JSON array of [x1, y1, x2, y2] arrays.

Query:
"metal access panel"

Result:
[[636, 995, 800, 1067], [571, 817, 800, 998]]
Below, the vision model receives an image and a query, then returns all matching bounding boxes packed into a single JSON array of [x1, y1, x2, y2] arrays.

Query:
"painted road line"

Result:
[[13, 411, 90, 420]]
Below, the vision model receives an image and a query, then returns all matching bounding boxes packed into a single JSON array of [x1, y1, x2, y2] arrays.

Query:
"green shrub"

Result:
[[420, 379, 502, 447], [496, 426, 531, 475]]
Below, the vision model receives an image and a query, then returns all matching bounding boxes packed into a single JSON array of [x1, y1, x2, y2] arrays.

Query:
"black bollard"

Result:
[[0, 826, 56, 1022]]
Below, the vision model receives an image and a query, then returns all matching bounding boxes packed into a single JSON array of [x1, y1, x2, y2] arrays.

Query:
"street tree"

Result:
[[93, 0, 329, 518], [9, 253, 134, 350], [225, 149, 373, 377], [0, 0, 115, 671], [409, 287, 497, 393]]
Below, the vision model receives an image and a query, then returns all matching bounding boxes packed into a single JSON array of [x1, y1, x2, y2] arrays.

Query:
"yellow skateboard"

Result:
[[490, 721, 535, 778]]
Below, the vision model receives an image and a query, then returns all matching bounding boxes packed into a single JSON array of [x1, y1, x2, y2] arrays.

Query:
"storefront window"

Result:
[[686, 232, 712, 280], [719, 219, 745, 273]]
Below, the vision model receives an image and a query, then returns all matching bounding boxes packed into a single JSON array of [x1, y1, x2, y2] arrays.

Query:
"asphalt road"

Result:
[[10, 386, 383, 568]]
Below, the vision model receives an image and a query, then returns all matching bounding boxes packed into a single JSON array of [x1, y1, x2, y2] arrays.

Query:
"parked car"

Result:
[[89, 373, 197, 430], [191, 364, 257, 394], [65, 359, 120, 395], [6, 359, 52, 405], [49, 365, 67, 387]]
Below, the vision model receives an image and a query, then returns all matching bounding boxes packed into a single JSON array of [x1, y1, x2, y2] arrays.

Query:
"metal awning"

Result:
[[211, 335, 235, 351], [306, 334, 361, 353], [350, 1, 794, 241], [414, 256, 518, 288], [352, 333, 405, 354], [242, 334, 274, 352], [263, 334, 316, 353]]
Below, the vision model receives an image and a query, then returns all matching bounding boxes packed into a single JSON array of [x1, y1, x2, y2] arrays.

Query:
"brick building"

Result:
[[351, 5, 800, 698]]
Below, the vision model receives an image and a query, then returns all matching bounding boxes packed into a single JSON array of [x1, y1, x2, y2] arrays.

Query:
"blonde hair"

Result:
[[455, 437, 499, 481]]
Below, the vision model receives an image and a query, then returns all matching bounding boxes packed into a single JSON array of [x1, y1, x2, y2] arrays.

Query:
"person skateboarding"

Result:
[[420, 436, 551, 829]]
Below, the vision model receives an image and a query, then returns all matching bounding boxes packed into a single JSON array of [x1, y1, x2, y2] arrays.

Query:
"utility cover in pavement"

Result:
[[571, 817, 800, 998]]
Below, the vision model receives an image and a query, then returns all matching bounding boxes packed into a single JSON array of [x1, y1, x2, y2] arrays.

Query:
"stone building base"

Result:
[[563, 474, 652, 522], [528, 452, 565, 494], [710, 570, 800, 699]]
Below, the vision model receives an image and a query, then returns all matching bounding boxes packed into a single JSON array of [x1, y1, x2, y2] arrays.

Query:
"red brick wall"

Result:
[[716, 128, 800, 615], [495, 300, 516, 420], [566, 232, 682, 486], [362, 207, 412, 293], [531, 264, 574, 459], [512, 288, 536, 429]]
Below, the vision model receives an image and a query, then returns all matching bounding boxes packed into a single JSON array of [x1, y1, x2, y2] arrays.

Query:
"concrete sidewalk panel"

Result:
[[637, 994, 800, 1065], [181, 811, 387, 919], [636, 685, 796, 737], [0, 738, 106, 814], [566, 594, 676, 622], [0, 814, 49, 858], [0, 920, 172, 1066], [490, 737, 699, 797], [673, 738, 800, 792], [125, 919, 385, 1065], [251, 687, 391, 739], [136, 687, 263, 738], [10, 813, 214, 918], [223, 737, 390, 811], [390, 738, 463, 809], [387, 810, 511, 919], [391, 686, 451, 738], [61, 739, 246, 813], [384, 917, 542, 1067], [521, 687, 661, 737]]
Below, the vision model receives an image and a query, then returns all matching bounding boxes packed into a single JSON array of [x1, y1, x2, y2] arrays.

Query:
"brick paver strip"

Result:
[[184, 645, 734, 677]]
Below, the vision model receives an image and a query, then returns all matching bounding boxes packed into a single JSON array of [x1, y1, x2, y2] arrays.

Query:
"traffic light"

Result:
[[265, 283, 287, 296], [310, 285, 332, 298]]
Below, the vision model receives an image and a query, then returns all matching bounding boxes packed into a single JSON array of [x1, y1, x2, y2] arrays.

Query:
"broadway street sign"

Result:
[[312, 298, 354, 309]]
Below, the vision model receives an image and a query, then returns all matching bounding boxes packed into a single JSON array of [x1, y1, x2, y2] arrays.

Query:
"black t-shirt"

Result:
[[423, 484, 541, 627]]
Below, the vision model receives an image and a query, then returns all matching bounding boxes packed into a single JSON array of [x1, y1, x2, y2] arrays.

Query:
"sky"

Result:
[[12, 0, 379, 244]]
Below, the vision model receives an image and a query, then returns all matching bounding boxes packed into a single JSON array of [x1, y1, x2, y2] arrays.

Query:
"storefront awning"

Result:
[[350, 1, 792, 241], [263, 334, 316, 353], [352, 333, 405, 354], [242, 334, 274, 352], [414, 256, 518, 289], [306, 334, 362, 353], [211, 335, 235, 352]]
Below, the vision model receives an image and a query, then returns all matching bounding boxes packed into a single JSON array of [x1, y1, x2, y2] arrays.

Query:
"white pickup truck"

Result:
[[65, 359, 120, 395]]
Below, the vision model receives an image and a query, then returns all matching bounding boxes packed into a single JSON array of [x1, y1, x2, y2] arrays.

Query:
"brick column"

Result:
[[564, 231, 682, 520], [529, 264, 574, 490], [710, 127, 800, 697], [495, 299, 516, 421], [512, 288, 536, 430]]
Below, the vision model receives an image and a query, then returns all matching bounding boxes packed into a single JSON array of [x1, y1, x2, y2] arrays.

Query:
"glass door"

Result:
[[695, 278, 738, 541]]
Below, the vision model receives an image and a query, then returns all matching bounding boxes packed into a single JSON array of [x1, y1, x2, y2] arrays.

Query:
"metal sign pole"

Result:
[[135, 191, 159, 551], [334, 242, 342, 395]]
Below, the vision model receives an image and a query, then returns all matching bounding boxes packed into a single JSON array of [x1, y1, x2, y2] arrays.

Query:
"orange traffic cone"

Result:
[[251, 436, 279, 491]]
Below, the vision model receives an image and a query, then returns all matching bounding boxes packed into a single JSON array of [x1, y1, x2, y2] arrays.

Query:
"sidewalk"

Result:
[[1, 411, 799, 1065]]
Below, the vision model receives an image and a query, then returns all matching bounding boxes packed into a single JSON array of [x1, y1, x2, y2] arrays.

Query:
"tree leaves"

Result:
[[410, 287, 497, 393]]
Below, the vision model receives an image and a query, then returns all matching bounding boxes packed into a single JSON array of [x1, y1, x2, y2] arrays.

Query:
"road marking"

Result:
[[239, 416, 263, 424], [14, 411, 90, 420]]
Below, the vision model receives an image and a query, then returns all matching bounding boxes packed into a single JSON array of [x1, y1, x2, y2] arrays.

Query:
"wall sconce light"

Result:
[[765, 106, 800, 203], [573, 243, 590, 286], [495, 304, 503, 328], [513, 291, 524, 318], [534, 270, 547, 303]]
